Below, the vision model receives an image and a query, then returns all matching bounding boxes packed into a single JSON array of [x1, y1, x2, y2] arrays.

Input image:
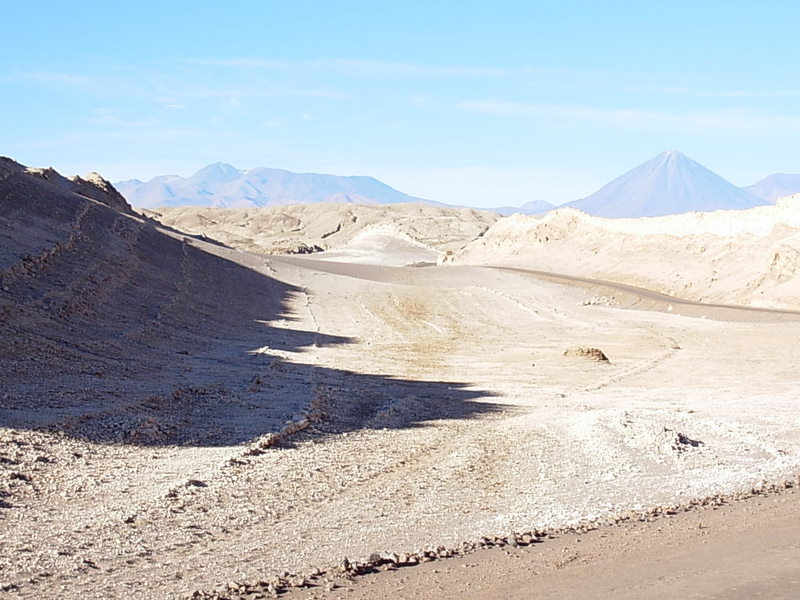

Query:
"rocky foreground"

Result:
[[185, 477, 800, 600]]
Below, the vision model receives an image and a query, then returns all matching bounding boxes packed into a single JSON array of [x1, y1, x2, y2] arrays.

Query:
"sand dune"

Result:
[[2, 163, 799, 599]]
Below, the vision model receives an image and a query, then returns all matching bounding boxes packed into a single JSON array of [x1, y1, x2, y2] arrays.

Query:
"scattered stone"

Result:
[[563, 347, 610, 362], [580, 295, 615, 306], [675, 432, 704, 449]]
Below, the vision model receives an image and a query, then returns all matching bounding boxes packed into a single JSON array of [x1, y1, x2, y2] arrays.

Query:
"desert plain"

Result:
[[1, 159, 799, 599]]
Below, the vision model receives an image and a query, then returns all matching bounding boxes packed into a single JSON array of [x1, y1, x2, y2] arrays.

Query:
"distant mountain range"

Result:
[[744, 173, 800, 203], [565, 151, 767, 218], [115, 155, 800, 218], [115, 163, 433, 208], [488, 200, 555, 216]]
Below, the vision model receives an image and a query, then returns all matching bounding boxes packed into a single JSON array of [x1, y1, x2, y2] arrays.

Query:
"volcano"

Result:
[[566, 151, 766, 218]]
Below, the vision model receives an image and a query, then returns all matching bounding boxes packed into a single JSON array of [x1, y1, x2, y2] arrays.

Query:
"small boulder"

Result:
[[563, 347, 609, 362]]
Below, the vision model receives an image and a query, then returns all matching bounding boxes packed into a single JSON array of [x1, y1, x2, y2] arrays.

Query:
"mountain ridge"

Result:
[[115, 163, 435, 209], [488, 199, 555, 216], [745, 173, 800, 203], [114, 154, 797, 217]]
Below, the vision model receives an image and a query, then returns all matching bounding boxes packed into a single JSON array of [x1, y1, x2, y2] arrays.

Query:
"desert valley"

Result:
[[1, 154, 799, 599]]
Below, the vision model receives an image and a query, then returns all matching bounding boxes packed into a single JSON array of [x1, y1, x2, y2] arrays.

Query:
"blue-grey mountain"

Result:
[[489, 200, 555, 216], [566, 151, 767, 218], [744, 173, 800, 203], [115, 163, 433, 208]]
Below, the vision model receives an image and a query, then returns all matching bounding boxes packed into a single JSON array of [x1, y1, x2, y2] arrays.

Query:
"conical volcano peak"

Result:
[[565, 151, 766, 218], [661, 150, 686, 160], [651, 150, 696, 169]]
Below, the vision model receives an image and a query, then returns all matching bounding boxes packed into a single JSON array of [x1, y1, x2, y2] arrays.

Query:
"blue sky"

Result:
[[3, 1, 800, 207]]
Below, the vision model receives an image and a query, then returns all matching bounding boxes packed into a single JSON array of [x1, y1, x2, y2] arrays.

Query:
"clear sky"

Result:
[[3, 1, 799, 207]]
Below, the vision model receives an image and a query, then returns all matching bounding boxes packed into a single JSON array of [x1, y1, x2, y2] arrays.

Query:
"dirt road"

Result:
[[284, 483, 800, 600]]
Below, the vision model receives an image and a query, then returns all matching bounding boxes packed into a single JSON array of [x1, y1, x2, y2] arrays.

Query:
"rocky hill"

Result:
[[142, 203, 499, 259], [447, 197, 800, 309], [0, 158, 314, 445], [1, 157, 131, 213]]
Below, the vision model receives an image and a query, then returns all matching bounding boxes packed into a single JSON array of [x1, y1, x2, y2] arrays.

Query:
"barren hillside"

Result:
[[448, 199, 800, 310], [142, 203, 499, 259]]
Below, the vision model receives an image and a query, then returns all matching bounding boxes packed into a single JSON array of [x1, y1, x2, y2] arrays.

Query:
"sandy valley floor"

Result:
[[4, 251, 800, 599], [2, 163, 799, 598]]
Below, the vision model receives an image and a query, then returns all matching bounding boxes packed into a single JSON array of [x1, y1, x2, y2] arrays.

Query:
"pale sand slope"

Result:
[[307, 224, 440, 266], [3, 167, 800, 598], [448, 195, 800, 310], [142, 203, 498, 258]]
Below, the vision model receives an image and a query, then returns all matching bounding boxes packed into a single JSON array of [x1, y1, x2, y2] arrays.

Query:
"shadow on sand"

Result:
[[0, 172, 502, 447]]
